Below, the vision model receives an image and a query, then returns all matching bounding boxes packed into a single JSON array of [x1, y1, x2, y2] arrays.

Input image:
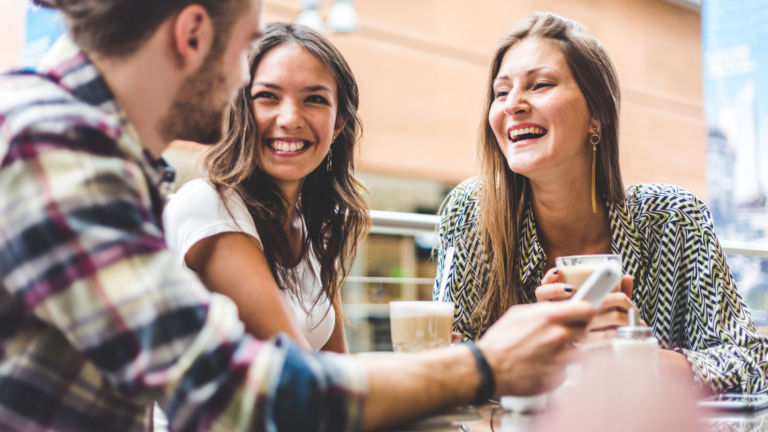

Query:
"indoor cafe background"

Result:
[[4, 0, 764, 352]]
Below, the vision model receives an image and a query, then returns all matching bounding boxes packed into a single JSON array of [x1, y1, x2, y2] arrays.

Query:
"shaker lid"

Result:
[[616, 309, 653, 339], [617, 326, 653, 339]]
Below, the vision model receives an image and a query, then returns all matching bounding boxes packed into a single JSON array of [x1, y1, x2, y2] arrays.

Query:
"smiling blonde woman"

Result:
[[433, 12, 768, 394]]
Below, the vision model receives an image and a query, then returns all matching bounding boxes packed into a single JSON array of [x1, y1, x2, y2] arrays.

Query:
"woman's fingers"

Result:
[[535, 283, 575, 302], [589, 292, 642, 331], [585, 328, 619, 344], [541, 267, 562, 285], [588, 309, 629, 331], [620, 275, 633, 298], [451, 332, 462, 343], [597, 292, 634, 313], [540, 273, 638, 334]]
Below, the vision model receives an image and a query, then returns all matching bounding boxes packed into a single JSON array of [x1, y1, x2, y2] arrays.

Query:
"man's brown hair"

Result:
[[34, 0, 248, 57]]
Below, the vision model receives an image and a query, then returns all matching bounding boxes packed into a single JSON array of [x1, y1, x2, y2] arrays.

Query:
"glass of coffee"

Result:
[[389, 301, 454, 353], [555, 254, 623, 292]]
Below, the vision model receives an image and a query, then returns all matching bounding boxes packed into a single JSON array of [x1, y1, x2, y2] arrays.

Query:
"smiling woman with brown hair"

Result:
[[433, 12, 768, 394], [164, 22, 369, 353]]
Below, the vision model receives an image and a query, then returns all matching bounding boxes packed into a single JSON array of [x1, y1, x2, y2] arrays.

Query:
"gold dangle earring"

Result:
[[590, 133, 601, 213], [327, 133, 337, 172]]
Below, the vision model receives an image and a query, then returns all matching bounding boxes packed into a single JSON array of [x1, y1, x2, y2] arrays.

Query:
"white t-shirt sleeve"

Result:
[[163, 179, 262, 267]]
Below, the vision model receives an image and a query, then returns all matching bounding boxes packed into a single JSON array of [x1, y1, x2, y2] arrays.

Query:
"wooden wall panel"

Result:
[[327, 35, 485, 181], [0, 1, 705, 199], [620, 102, 707, 193]]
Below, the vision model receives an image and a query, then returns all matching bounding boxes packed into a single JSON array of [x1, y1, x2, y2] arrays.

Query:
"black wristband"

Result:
[[464, 342, 496, 406]]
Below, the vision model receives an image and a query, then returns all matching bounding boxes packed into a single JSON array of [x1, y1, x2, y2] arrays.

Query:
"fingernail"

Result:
[[553, 269, 559, 275], [564, 285, 573, 292]]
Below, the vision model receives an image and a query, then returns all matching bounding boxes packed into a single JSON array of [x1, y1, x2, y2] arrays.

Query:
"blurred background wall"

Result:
[[164, 0, 706, 214], [0, 0, 706, 212]]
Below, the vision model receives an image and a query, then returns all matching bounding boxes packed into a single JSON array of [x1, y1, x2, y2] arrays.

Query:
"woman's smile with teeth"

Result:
[[269, 140, 308, 152], [508, 127, 547, 142]]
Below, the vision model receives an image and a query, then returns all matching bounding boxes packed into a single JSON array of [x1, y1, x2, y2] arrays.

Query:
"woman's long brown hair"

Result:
[[203, 23, 370, 321], [472, 12, 625, 337]]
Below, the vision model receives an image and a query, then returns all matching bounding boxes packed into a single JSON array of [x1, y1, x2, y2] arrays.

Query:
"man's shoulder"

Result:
[[0, 72, 122, 158], [0, 72, 75, 123]]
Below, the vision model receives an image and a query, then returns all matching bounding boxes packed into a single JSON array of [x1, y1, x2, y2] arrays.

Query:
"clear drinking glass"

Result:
[[555, 254, 623, 292], [389, 301, 454, 353]]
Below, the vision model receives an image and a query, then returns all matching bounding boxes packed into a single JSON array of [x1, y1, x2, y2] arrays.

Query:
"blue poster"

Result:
[[23, 0, 65, 68], [703, 0, 768, 321]]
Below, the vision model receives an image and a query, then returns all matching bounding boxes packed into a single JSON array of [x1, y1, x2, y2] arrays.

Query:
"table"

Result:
[[387, 404, 768, 432]]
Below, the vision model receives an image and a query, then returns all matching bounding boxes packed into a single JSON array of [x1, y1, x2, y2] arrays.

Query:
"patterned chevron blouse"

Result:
[[433, 177, 768, 394]]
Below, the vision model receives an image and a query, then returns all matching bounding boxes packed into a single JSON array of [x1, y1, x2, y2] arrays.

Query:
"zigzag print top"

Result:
[[433, 177, 768, 394]]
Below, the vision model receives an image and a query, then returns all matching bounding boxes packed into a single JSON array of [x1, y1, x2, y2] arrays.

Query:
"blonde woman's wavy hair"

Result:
[[472, 12, 625, 338]]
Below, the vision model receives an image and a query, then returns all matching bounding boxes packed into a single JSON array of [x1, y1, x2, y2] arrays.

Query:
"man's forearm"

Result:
[[357, 345, 480, 431]]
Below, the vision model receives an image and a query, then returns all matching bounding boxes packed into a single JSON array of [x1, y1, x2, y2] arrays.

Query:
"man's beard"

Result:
[[160, 53, 231, 145]]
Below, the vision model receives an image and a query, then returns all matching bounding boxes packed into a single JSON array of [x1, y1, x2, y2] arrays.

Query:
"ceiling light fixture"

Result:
[[296, 0, 359, 34], [326, 0, 359, 33], [296, 0, 325, 32]]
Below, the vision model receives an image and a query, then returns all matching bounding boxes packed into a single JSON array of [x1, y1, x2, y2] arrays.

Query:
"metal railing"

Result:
[[370, 209, 768, 258], [660, 0, 701, 13], [350, 210, 768, 299], [346, 210, 768, 351], [369, 210, 438, 236]]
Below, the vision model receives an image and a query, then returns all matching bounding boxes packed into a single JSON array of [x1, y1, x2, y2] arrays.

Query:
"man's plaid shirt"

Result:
[[0, 37, 366, 432]]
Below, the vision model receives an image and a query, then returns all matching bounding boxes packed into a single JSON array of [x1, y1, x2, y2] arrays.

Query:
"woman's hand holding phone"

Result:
[[535, 268, 644, 342]]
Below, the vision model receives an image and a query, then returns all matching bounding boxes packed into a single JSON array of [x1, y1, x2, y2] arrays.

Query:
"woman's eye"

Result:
[[533, 82, 554, 90], [495, 90, 509, 99], [252, 91, 277, 100], [306, 95, 329, 105]]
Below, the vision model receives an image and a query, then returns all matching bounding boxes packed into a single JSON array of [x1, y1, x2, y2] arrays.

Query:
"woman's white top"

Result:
[[163, 178, 335, 351]]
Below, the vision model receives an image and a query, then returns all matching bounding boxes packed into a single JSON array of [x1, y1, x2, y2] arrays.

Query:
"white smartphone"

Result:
[[569, 262, 622, 307], [699, 394, 768, 412]]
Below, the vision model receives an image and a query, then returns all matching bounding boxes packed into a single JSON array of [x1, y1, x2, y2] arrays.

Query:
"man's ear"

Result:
[[172, 5, 215, 72]]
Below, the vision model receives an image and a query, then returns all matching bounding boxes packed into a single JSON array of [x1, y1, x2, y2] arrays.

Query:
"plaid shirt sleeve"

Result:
[[0, 76, 366, 432]]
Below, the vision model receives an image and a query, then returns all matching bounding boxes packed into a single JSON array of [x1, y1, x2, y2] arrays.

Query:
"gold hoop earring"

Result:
[[590, 133, 601, 213], [332, 133, 338, 142]]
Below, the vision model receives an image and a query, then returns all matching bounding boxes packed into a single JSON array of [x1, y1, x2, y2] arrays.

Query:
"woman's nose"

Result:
[[276, 101, 305, 130], [504, 89, 530, 116]]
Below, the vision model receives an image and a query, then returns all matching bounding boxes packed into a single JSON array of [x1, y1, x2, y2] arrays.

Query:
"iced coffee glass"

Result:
[[389, 301, 454, 353], [555, 254, 623, 292]]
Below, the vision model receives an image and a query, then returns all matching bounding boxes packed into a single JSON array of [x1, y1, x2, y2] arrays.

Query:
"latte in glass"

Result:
[[556, 254, 623, 292], [389, 301, 454, 353]]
